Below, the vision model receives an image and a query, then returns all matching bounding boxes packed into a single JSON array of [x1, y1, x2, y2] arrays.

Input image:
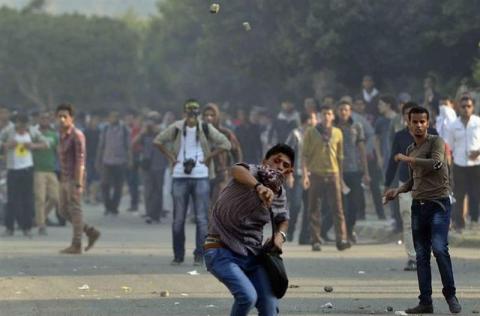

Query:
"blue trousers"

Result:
[[171, 178, 209, 260], [411, 198, 456, 305], [205, 247, 278, 316]]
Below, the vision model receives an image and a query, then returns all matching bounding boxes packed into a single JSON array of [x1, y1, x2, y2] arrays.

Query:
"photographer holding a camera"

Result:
[[154, 99, 231, 266]]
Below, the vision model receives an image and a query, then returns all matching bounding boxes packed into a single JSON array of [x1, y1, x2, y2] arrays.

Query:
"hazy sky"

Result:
[[0, 0, 159, 16]]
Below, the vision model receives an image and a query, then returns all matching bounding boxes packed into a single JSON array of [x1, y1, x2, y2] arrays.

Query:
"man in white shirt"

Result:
[[446, 96, 480, 232], [0, 113, 47, 237], [436, 97, 457, 141], [154, 99, 231, 266]]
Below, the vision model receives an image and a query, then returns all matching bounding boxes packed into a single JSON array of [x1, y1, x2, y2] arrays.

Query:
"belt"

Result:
[[413, 198, 449, 211], [204, 234, 224, 250]]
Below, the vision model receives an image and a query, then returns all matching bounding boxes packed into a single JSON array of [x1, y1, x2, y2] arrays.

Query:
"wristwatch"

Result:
[[279, 231, 287, 242], [254, 182, 262, 191], [75, 183, 83, 188]]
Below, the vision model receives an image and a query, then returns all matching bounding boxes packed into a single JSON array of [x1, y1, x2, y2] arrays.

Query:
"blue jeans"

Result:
[[172, 178, 209, 260], [411, 198, 456, 305], [204, 247, 278, 316]]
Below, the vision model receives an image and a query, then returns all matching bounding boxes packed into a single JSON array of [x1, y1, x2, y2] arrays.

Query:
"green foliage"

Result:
[[0, 7, 141, 111], [0, 0, 479, 112]]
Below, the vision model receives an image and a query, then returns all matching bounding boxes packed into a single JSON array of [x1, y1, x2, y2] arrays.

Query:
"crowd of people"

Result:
[[1, 73, 478, 314], [0, 76, 479, 250]]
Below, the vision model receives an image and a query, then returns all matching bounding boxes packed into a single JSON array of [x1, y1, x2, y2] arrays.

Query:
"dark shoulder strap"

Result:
[[269, 207, 276, 239], [202, 122, 210, 140]]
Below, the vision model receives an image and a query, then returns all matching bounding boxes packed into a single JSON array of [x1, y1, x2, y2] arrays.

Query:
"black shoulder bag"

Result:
[[261, 207, 289, 299]]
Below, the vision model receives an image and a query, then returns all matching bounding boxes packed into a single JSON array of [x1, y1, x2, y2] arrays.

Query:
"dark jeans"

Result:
[[143, 169, 164, 221], [172, 178, 210, 260], [126, 164, 140, 209], [6, 167, 34, 231], [452, 164, 480, 228], [286, 175, 309, 242], [101, 164, 125, 214], [344, 172, 365, 236], [298, 188, 310, 244], [366, 158, 385, 219], [411, 198, 456, 305]]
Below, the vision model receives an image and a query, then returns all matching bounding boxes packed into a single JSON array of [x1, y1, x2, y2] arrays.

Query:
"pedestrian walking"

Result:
[[56, 103, 101, 254]]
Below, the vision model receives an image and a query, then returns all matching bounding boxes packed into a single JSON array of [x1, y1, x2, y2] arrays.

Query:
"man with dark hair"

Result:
[[375, 95, 402, 232], [423, 75, 441, 117], [302, 106, 350, 251], [285, 112, 314, 244], [33, 111, 60, 236], [154, 99, 231, 266], [385, 102, 438, 271], [0, 113, 47, 237], [269, 100, 300, 145], [361, 75, 380, 116], [96, 110, 131, 216], [333, 101, 370, 243], [446, 96, 480, 232], [56, 104, 101, 254], [133, 111, 168, 224], [205, 143, 293, 316], [124, 108, 141, 212], [236, 108, 263, 164], [384, 106, 461, 314]]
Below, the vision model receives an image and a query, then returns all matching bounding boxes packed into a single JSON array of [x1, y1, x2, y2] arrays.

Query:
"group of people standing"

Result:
[[2, 72, 478, 315]]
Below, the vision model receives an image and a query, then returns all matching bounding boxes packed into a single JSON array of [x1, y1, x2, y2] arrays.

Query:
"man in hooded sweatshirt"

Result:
[[202, 103, 243, 205]]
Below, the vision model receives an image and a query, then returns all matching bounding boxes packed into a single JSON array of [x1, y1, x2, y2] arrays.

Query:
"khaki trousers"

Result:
[[309, 173, 347, 243], [34, 171, 60, 227], [59, 180, 84, 243], [398, 181, 416, 260]]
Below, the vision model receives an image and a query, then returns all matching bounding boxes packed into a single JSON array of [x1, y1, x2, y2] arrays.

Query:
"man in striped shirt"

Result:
[[205, 144, 294, 316]]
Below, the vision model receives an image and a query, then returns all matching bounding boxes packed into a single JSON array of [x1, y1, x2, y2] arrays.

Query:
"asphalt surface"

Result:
[[1, 202, 479, 316]]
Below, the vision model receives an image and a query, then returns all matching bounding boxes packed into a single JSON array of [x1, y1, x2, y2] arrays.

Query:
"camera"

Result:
[[183, 158, 196, 174]]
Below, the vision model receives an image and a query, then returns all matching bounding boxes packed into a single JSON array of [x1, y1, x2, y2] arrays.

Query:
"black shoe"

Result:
[[311, 243, 322, 251], [446, 296, 461, 314], [405, 304, 433, 314], [23, 229, 33, 239], [404, 259, 417, 271], [193, 255, 203, 266], [336, 240, 351, 251], [170, 258, 183, 266]]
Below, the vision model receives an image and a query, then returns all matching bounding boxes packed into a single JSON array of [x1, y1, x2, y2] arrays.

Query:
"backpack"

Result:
[[173, 122, 210, 141]]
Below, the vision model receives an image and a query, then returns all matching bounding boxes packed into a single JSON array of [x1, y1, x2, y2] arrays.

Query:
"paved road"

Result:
[[1, 203, 479, 316]]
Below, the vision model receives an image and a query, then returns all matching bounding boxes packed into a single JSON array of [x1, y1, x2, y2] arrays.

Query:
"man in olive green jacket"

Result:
[[154, 99, 231, 266]]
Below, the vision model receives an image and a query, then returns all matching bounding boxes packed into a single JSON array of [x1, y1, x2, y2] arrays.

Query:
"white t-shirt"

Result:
[[172, 126, 209, 178], [12, 132, 33, 170]]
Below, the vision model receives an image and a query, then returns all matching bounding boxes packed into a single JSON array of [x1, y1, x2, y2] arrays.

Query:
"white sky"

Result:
[[0, 0, 159, 16]]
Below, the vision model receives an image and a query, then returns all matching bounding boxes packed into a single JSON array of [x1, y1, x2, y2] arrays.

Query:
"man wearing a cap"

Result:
[[154, 99, 231, 266]]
